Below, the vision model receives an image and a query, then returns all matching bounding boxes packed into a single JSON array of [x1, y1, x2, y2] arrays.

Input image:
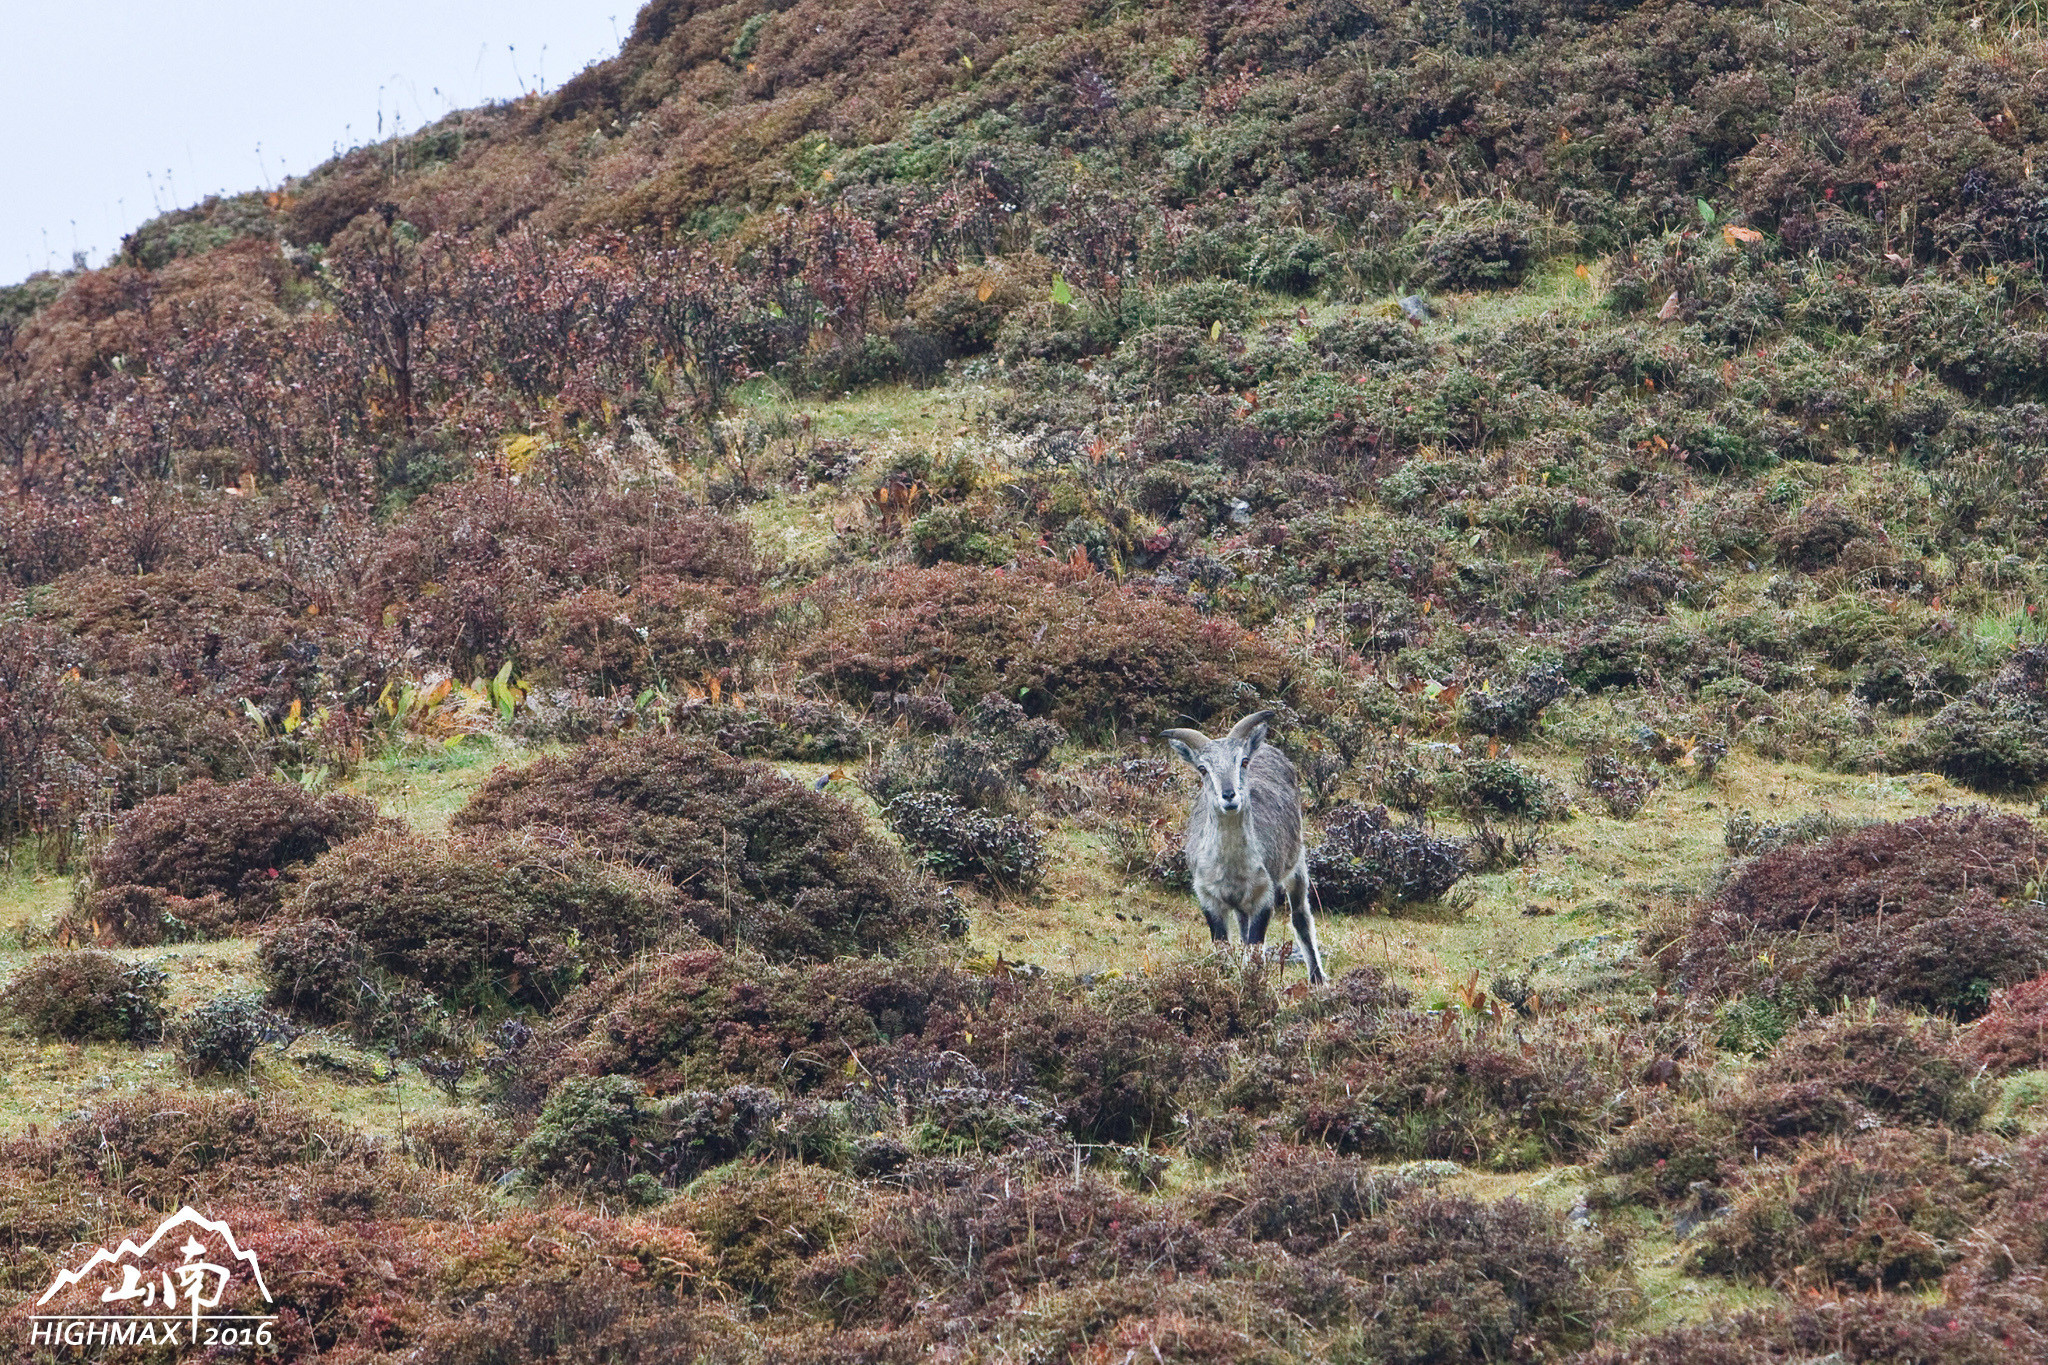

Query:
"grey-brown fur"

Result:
[[1162, 710, 1325, 984]]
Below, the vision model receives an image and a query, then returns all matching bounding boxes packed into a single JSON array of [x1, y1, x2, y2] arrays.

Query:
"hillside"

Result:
[[7, 1, 2048, 1361]]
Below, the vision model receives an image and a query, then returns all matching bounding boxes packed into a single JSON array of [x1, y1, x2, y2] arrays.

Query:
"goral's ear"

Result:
[[1162, 728, 1211, 766]]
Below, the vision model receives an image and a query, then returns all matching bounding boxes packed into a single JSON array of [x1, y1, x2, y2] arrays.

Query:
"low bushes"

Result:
[[1903, 645, 2048, 791], [171, 994, 287, 1075], [451, 734, 961, 962], [1969, 973, 2048, 1073], [1679, 806, 2048, 1017], [283, 831, 689, 1010], [86, 777, 382, 932], [798, 561, 1290, 734], [1694, 1128, 2001, 1289], [1306, 804, 1469, 912], [1596, 1010, 1995, 1214], [0, 950, 167, 1043], [862, 694, 1062, 891]]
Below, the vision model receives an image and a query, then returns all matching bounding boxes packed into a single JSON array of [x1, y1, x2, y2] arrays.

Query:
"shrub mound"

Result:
[[1694, 1128, 2002, 1290], [171, 994, 288, 1075], [862, 694, 1063, 891], [284, 830, 690, 1010], [1679, 806, 2048, 1017], [87, 777, 382, 932], [798, 561, 1289, 734], [1596, 1011, 1994, 1213], [0, 950, 167, 1043], [1969, 972, 2048, 1074], [1904, 645, 2048, 791], [1307, 804, 1469, 912], [451, 735, 961, 961]]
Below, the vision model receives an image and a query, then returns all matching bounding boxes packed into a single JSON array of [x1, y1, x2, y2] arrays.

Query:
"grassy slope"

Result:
[[14, 0, 2048, 1358]]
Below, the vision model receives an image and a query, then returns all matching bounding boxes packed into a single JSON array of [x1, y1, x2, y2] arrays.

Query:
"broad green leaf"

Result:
[[1050, 274, 1073, 307], [1696, 197, 1715, 226]]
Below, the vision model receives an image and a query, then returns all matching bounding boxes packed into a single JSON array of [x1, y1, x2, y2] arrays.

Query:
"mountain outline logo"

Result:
[[28, 1205, 277, 1353]]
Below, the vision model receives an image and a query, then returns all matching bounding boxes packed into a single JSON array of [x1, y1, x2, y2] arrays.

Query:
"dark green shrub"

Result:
[[1306, 804, 1468, 912], [1444, 757, 1572, 824], [1722, 808, 1865, 857], [452, 735, 960, 962], [682, 1163, 856, 1308], [88, 777, 382, 927], [1414, 198, 1554, 289], [172, 994, 286, 1075], [905, 502, 1018, 567], [1462, 662, 1570, 739], [1903, 646, 2048, 791], [644, 1085, 792, 1182], [881, 792, 1047, 891], [1583, 754, 1658, 819], [861, 694, 1064, 811], [1312, 314, 1427, 370], [0, 950, 167, 1043], [1115, 324, 1247, 396], [287, 831, 688, 1010], [517, 1074, 649, 1192]]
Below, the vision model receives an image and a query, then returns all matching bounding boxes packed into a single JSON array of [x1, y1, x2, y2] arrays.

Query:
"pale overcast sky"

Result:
[[2, 2, 629, 286]]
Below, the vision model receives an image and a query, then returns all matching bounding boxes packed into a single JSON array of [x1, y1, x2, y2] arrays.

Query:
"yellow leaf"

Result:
[[1722, 224, 1763, 246], [1209, 319, 1222, 341], [977, 279, 994, 302], [1574, 263, 1590, 280], [820, 168, 834, 181], [283, 698, 303, 734]]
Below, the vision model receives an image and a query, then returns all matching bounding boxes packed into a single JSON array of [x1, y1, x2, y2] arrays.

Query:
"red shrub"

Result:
[[452, 734, 959, 962], [1967, 972, 2048, 1073], [365, 480, 761, 681], [798, 560, 1291, 735], [88, 776, 383, 927], [1680, 807, 2048, 1017], [1694, 1129, 2005, 1289]]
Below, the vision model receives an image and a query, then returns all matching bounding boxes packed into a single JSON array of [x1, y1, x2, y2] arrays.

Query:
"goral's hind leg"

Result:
[[1285, 869, 1326, 985]]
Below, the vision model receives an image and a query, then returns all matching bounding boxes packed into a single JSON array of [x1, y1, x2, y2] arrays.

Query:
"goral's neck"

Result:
[[1211, 805, 1258, 857]]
